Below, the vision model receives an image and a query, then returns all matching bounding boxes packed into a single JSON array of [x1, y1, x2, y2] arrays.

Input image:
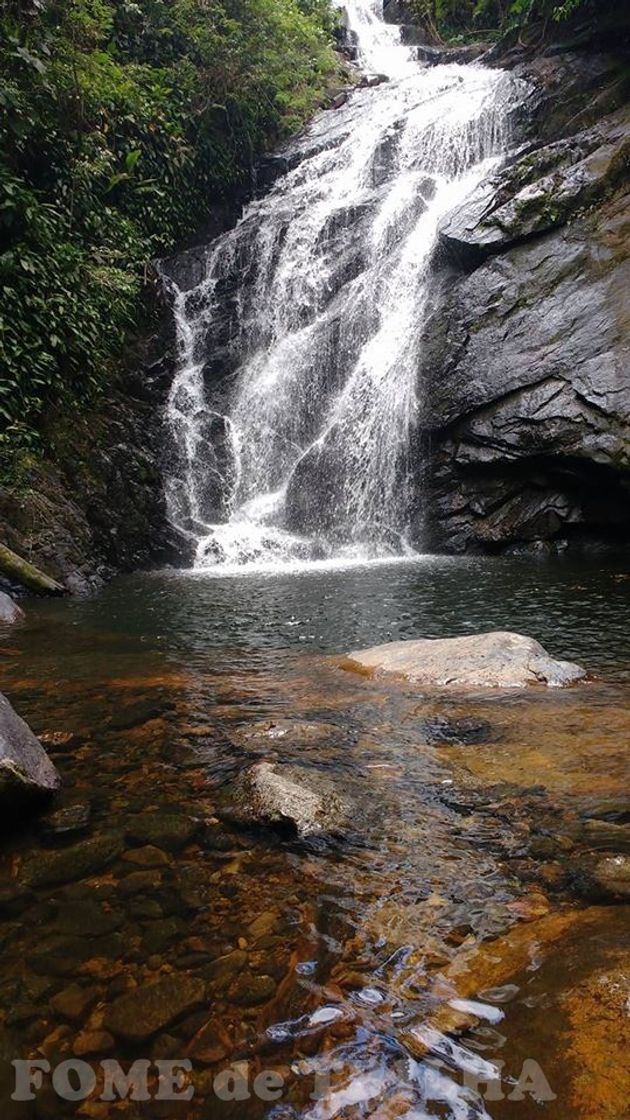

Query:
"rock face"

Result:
[[0, 692, 61, 816], [345, 632, 586, 689], [0, 592, 23, 624], [416, 42, 487, 65], [218, 761, 353, 842], [417, 53, 630, 554]]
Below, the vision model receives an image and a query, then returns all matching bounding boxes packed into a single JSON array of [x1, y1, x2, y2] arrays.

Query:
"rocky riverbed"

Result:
[[0, 560, 627, 1118]]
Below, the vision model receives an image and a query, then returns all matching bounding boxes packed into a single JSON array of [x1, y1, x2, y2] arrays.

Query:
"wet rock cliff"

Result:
[[162, 10, 630, 560], [415, 31, 630, 553]]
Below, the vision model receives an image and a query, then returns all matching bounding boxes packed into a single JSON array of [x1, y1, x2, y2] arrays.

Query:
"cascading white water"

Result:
[[165, 1, 518, 574]]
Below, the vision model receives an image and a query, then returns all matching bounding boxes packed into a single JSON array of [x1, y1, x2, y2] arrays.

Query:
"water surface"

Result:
[[0, 554, 628, 1119]]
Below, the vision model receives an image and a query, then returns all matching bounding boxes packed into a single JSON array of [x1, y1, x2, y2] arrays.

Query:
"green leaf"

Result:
[[125, 149, 142, 173]]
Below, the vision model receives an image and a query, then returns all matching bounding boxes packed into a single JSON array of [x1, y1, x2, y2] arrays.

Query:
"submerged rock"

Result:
[[108, 698, 165, 731], [0, 692, 61, 819], [589, 854, 630, 901], [121, 844, 171, 868], [39, 802, 91, 842], [125, 813, 200, 851], [53, 898, 123, 937], [0, 592, 24, 624], [344, 632, 586, 689], [50, 983, 97, 1022], [202, 949, 248, 989], [421, 716, 494, 745], [20, 834, 123, 888], [582, 819, 630, 851], [142, 917, 186, 955], [73, 1030, 115, 1057], [403, 907, 609, 1048], [218, 761, 353, 842], [104, 974, 206, 1042], [228, 972, 277, 1006], [233, 718, 339, 751]]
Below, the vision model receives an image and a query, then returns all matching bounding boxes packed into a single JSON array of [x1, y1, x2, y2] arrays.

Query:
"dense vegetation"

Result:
[[0, 0, 338, 461], [408, 0, 600, 40]]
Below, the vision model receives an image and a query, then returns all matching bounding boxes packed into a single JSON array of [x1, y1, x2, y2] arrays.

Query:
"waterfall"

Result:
[[164, 1, 518, 573]]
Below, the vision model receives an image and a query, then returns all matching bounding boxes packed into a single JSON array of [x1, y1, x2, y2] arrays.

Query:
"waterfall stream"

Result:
[[165, 1, 518, 573]]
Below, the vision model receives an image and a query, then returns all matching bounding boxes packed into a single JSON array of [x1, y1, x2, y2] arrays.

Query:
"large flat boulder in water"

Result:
[[218, 761, 352, 842], [344, 631, 586, 689], [0, 692, 61, 815]]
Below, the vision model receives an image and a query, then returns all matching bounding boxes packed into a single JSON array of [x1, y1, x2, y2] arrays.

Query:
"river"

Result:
[[0, 553, 628, 1117]]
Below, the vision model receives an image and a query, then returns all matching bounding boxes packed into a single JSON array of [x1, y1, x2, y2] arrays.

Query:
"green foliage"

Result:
[[409, 0, 594, 38], [0, 0, 337, 453]]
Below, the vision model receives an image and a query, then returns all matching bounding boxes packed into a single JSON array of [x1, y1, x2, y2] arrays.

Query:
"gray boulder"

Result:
[[218, 761, 353, 842], [0, 692, 61, 815], [0, 592, 24, 625], [345, 632, 586, 689]]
